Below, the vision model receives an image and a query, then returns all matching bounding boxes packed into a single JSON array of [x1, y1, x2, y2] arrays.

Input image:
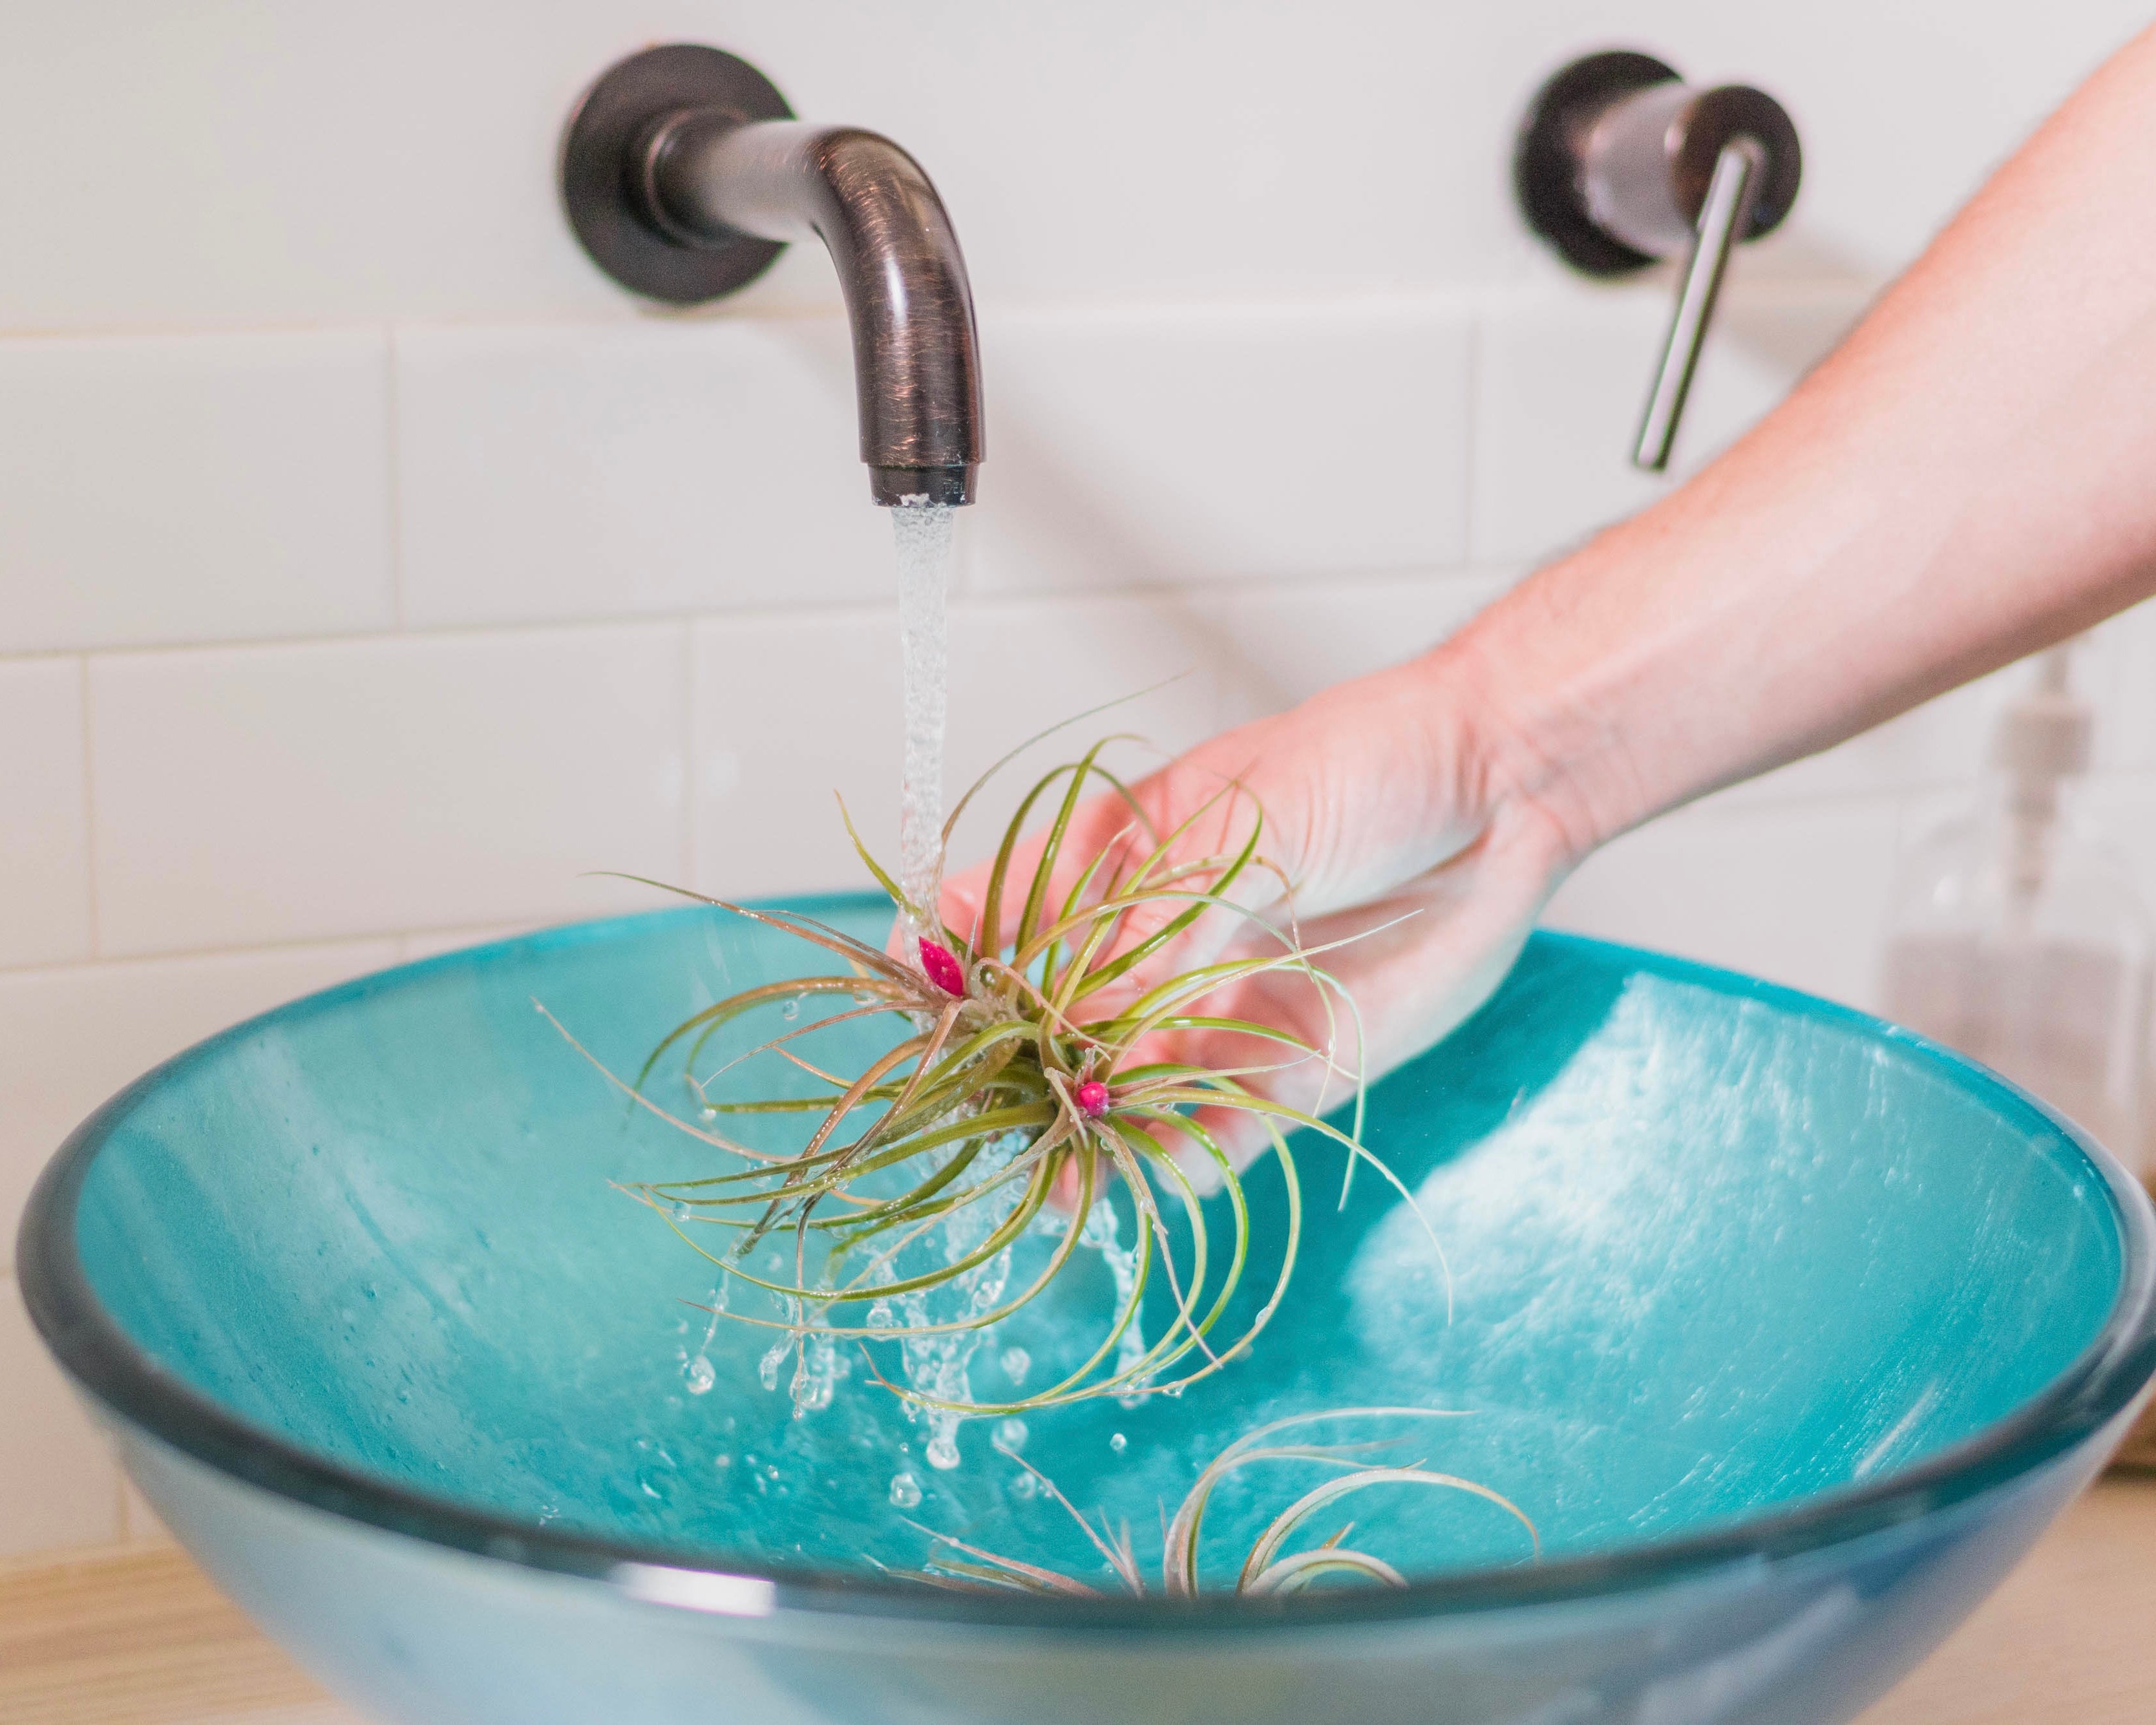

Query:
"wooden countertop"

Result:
[[5, 1478, 2154, 1725]]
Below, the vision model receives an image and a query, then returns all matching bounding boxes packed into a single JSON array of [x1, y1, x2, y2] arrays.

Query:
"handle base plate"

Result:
[[560, 45, 794, 305], [1514, 50, 1682, 278]]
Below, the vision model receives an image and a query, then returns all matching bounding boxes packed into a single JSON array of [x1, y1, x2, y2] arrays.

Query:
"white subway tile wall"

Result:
[[396, 319, 890, 626], [969, 303, 1475, 593], [3, 1, 2154, 1561], [88, 627, 688, 955], [1470, 284, 1873, 563], [0, 332, 394, 653], [0, 660, 91, 968]]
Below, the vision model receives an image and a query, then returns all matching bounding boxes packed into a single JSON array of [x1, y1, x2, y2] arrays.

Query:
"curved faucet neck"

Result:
[[642, 115, 983, 507]]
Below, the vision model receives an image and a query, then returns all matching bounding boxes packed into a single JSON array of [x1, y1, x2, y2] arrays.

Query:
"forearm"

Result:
[[1438, 25, 2156, 859]]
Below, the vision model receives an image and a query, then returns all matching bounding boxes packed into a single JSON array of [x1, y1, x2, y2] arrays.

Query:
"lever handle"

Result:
[[1514, 50, 1801, 469], [1633, 140, 1760, 472]]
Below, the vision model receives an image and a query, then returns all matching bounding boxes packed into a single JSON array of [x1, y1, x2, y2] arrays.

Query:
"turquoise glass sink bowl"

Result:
[[21, 899, 2156, 1725]]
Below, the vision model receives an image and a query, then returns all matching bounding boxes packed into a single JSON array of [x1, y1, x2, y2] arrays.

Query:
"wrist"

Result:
[[1418, 560, 1656, 871]]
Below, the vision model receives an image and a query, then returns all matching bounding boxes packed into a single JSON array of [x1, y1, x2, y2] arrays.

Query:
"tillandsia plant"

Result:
[[913, 1410, 1539, 1598], [574, 732, 1443, 1421]]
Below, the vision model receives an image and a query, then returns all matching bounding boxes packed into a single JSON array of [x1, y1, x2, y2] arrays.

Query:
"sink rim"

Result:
[[19, 902, 2156, 1634]]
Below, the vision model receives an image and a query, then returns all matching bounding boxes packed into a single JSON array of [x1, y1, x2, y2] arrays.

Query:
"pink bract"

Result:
[[918, 938, 966, 997]]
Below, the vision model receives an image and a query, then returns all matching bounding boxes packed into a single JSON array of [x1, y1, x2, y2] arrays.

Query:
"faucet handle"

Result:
[[1514, 50, 1802, 471]]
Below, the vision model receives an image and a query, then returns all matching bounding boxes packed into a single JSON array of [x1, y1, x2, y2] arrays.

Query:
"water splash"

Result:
[[679, 1282, 725, 1396], [1057, 1194, 1150, 1404], [757, 1338, 788, 1393], [892, 500, 955, 942], [788, 1322, 847, 1415]]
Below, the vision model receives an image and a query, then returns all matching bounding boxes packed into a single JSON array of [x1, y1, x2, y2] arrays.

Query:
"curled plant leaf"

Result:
[[916, 1408, 1539, 1598], [570, 734, 1439, 1419]]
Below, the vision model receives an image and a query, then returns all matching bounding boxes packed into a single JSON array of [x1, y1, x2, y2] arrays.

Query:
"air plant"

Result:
[[914, 1409, 1539, 1599], [578, 732, 1441, 1421]]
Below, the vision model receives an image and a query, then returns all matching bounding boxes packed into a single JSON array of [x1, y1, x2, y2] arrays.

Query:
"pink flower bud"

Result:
[[918, 938, 966, 997], [1075, 1080, 1111, 1119]]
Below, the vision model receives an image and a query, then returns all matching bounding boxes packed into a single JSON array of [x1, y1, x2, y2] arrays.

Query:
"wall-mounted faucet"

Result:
[[560, 44, 983, 507], [1514, 50, 1801, 472]]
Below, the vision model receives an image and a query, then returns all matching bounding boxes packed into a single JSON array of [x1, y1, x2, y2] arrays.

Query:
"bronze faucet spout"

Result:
[[644, 118, 982, 506], [561, 46, 983, 507]]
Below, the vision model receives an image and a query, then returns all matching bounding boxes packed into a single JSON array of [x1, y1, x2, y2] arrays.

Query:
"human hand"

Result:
[[932, 647, 1580, 1184]]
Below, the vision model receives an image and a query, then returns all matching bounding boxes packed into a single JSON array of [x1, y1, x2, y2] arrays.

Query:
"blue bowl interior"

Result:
[[65, 902, 2126, 1593]]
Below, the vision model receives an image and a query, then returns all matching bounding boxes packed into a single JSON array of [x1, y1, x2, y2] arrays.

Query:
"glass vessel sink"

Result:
[[20, 898, 2156, 1725]]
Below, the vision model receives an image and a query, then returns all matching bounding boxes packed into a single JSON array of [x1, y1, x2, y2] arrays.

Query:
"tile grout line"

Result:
[[0, 927, 450, 982], [1460, 312, 1481, 567], [34, 603, 896, 666], [1, 565, 1530, 672], [76, 655, 101, 957], [385, 323, 406, 631], [681, 621, 698, 886], [0, 280, 1889, 350]]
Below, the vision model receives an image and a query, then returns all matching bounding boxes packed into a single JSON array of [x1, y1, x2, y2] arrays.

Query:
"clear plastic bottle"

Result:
[[1880, 644, 2155, 1470], [1880, 643, 2152, 1178]]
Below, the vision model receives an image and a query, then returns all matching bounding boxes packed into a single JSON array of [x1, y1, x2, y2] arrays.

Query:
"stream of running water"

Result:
[[891, 500, 955, 945], [726, 502, 1148, 1492]]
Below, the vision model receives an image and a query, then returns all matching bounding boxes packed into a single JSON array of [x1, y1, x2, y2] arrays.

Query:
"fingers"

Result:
[[1144, 798, 1568, 1191], [913, 655, 1571, 1200], [936, 734, 1291, 993], [940, 662, 1505, 1019]]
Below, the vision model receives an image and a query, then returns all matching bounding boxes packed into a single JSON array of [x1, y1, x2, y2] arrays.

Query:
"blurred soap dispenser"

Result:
[[1881, 642, 2153, 1184]]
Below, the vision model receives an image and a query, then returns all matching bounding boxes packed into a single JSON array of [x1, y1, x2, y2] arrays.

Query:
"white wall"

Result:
[[3, 1, 2153, 1561]]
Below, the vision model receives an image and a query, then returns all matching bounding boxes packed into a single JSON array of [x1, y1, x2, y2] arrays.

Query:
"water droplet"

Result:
[[682, 1355, 715, 1395], [999, 1346, 1031, 1385], [994, 1417, 1028, 1452], [889, 1471, 923, 1509], [780, 999, 801, 1021], [1109, 1432, 1128, 1454], [1163, 1383, 1185, 1399], [713, 1454, 732, 1470], [699, 1105, 719, 1122], [927, 1432, 962, 1471], [1011, 1472, 1039, 1500], [758, 1337, 789, 1392], [867, 1300, 896, 1330]]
